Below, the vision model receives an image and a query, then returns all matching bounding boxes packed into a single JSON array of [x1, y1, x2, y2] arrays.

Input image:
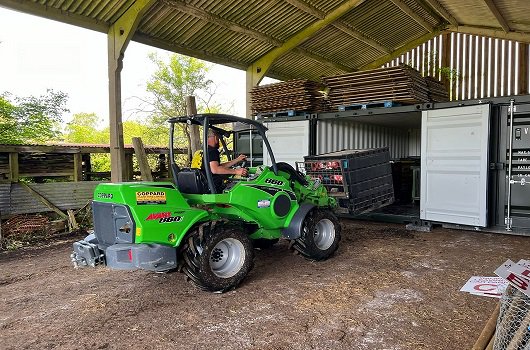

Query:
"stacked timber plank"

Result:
[[18, 153, 73, 175], [322, 64, 431, 109], [425, 76, 450, 102], [251, 79, 327, 115]]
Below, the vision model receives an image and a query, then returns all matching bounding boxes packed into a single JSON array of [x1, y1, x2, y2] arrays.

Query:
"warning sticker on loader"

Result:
[[136, 191, 166, 205]]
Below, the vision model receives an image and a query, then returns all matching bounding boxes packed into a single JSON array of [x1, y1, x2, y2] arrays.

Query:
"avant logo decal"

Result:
[[146, 212, 171, 221]]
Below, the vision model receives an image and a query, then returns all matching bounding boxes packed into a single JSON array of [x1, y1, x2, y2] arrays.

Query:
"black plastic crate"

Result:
[[298, 147, 394, 215]]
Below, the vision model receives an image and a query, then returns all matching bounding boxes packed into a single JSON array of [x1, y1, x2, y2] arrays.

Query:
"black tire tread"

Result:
[[291, 209, 341, 261], [178, 224, 254, 293]]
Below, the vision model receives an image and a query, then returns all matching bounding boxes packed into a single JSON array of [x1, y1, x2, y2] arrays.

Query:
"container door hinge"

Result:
[[489, 162, 505, 170]]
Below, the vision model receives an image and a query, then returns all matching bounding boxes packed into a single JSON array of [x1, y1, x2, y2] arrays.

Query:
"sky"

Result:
[[0, 6, 274, 127]]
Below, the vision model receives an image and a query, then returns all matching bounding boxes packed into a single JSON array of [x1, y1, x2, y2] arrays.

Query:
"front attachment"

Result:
[[71, 233, 104, 268]]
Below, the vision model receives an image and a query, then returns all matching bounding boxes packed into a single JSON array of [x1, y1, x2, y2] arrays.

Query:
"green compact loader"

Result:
[[71, 114, 341, 292]]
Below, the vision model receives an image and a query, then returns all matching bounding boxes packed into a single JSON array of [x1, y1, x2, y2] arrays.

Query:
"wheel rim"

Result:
[[209, 238, 246, 278], [313, 218, 336, 250]]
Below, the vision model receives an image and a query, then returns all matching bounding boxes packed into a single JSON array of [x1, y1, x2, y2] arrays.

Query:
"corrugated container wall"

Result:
[[317, 120, 417, 159]]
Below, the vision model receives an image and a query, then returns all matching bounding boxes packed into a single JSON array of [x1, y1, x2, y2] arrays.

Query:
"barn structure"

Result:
[[1, 0, 529, 180]]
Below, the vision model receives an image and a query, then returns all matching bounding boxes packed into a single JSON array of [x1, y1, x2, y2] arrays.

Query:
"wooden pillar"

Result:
[[83, 154, 92, 181], [186, 96, 201, 155], [124, 153, 134, 181], [73, 153, 83, 182], [107, 0, 156, 183], [132, 137, 153, 181], [518, 43, 529, 95], [108, 47, 127, 183], [8, 152, 18, 183]]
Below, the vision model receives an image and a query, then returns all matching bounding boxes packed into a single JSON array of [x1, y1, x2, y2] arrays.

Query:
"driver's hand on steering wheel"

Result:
[[235, 167, 248, 177]]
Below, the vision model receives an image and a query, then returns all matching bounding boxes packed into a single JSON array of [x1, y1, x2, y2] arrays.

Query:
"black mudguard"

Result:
[[281, 203, 315, 239]]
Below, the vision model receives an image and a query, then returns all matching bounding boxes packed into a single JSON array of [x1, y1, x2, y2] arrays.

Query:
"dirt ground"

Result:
[[1, 220, 529, 350]]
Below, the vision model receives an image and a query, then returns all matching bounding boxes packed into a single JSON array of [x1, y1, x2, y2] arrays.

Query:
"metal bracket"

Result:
[[510, 177, 526, 186]]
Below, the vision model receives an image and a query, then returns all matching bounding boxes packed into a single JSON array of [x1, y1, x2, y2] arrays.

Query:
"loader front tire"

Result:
[[291, 210, 341, 261], [179, 225, 254, 293]]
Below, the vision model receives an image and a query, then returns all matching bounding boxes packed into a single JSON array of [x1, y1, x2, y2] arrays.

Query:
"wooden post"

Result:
[[8, 152, 19, 183], [67, 209, 79, 231], [132, 137, 153, 181], [186, 96, 201, 155], [472, 303, 500, 350], [73, 153, 83, 182], [83, 154, 92, 181], [124, 153, 134, 181]]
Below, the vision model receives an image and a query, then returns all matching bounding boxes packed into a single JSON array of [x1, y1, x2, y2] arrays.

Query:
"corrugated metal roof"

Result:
[[1, 0, 529, 81]]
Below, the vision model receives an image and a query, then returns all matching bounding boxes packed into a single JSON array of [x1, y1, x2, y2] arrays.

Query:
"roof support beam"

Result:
[[448, 25, 530, 43], [161, 0, 282, 47], [388, 0, 434, 32], [284, 0, 389, 53], [482, 0, 510, 33], [360, 29, 442, 71], [333, 23, 389, 54], [248, 0, 366, 86], [293, 48, 353, 72], [162, 0, 351, 77], [107, 0, 156, 182], [418, 0, 458, 26]]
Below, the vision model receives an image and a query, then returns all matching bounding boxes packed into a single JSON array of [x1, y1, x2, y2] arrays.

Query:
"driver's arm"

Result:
[[210, 161, 247, 176], [220, 154, 246, 168]]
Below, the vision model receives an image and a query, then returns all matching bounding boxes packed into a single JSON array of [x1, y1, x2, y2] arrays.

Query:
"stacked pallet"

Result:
[[425, 76, 450, 102], [322, 64, 430, 109], [250, 79, 327, 115]]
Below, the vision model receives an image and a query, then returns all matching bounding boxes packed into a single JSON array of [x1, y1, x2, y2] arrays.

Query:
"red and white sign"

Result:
[[495, 259, 530, 297], [460, 276, 508, 298]]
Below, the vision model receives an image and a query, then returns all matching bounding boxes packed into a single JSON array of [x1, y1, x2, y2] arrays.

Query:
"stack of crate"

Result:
[[299, 148, 394, 215]]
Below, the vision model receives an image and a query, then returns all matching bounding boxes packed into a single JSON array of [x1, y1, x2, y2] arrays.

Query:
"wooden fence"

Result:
[[384, 32, 530, 101]]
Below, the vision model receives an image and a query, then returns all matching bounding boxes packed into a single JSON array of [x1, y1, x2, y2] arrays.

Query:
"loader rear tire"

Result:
[[179, 225, 254, 293], [291, 209, 341, 261]]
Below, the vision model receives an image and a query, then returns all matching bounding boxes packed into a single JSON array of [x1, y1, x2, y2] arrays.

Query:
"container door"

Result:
[[420, 104, 490, 226], [263, 120, 310, 167]]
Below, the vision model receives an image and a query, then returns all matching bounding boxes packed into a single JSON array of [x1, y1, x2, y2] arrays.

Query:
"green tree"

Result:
[[63, 114, 165, 173], [63, 112, 109, 144], [141, 53, 226, 164], [0, 89, 68, 144]]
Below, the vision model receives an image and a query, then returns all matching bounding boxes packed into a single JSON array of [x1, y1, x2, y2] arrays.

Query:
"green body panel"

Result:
[[94, 183, 209, 247], [93, 165, 336, 246]]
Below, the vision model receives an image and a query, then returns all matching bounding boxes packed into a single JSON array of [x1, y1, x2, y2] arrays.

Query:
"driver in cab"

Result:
[[205, 129, 248, 191]]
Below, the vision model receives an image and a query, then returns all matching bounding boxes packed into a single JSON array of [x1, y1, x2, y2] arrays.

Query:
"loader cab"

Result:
[[168, 114, 279, 194]]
